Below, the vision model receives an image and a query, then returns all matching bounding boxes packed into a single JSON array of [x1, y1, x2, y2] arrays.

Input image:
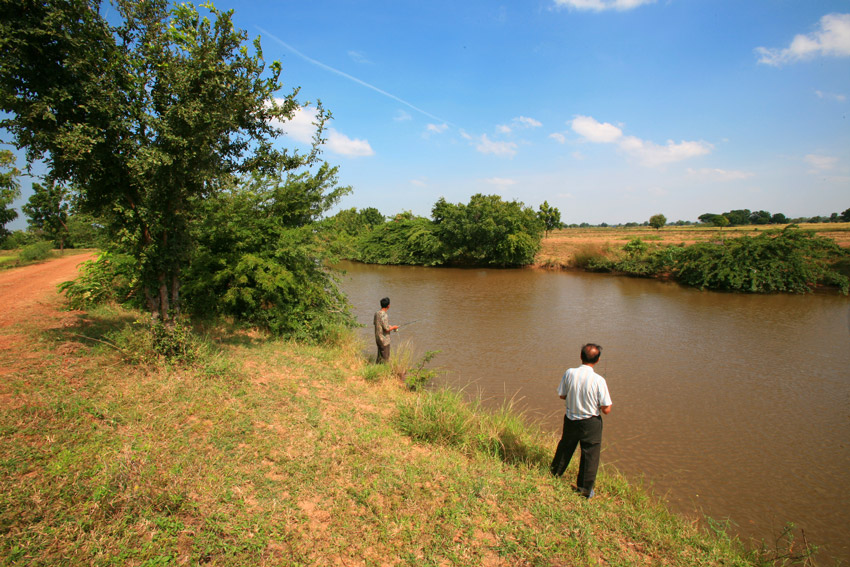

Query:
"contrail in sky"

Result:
[[257, 27, 454, 127]]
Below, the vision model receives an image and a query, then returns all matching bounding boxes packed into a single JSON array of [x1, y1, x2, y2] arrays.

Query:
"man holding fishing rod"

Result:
[[550, 343, 612, 499], [373, 297, 399, 363]]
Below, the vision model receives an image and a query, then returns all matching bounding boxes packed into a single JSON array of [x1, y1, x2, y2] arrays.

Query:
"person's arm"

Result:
[[599, 405, 612, 415]]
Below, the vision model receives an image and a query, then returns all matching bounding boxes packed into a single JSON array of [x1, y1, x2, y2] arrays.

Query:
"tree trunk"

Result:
[[158, 273, 170, 322]]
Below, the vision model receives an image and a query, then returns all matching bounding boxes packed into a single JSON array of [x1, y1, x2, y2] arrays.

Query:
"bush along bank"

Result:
[[572, 226, 849, 294], [0, 302, 820, 565], [329, 194, 544, 268]]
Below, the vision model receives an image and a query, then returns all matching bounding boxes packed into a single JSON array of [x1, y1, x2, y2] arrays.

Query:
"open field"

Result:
[[536, 223, 850, 268]]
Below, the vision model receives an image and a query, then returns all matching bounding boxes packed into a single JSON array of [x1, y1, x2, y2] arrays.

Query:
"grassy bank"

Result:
[[0, 305, 816, 565]]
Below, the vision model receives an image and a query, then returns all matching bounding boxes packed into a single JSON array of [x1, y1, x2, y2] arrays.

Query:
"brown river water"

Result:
[[337, 260, 850, 563]]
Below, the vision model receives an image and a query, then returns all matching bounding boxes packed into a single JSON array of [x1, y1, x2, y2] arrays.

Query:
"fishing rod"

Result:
[[394, 319, 424, 331]]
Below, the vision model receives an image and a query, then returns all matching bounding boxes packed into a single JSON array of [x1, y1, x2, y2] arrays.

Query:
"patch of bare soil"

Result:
[[0, 253, 95, 373]]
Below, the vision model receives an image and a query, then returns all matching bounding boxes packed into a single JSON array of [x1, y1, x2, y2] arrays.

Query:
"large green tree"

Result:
[[0, 0, 320, 321], [432, 194, 542, 267], [22, 180, 70, 251], [0, 150, 21, 240], [184, 164, 353, 340]]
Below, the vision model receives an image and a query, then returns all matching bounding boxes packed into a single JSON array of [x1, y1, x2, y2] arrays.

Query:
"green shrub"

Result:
[[673, 227, 848, 294], [18, 240, 53, 262], [404, 350, 441, 391], [106, 318, 204, 366], [59, 252, 137, 309]]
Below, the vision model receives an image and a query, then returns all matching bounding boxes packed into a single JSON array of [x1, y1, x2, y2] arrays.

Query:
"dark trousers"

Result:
[[376, 341, 390, 363], [550, 414, 603, 494]]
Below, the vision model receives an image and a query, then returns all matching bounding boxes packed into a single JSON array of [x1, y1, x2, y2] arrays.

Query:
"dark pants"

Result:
[[376, 341, 390, 363], [550, 414, 603, 495]]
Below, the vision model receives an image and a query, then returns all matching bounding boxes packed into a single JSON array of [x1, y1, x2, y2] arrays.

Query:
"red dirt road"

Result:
[[0, 254, 96, 375], [0, 253, 95, 329]]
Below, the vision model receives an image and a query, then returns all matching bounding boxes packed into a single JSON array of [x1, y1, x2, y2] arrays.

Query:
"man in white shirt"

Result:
[[550, 343, 612, 499]]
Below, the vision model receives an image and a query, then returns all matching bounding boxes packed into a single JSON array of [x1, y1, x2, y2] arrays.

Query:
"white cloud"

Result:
[[426, 123, 449, 134], [553, 0, 656, 12], [549, 132, 567, 144], [497, 116, 543, 134], [473, 134, 518, 157], [410, 178, 428, 187], [275, 105, 373, 157], [756, 13, 850, 66], [394, 110, 413, 122], [570, 115, 712, 166], [804, 154, 838, 172], [483, 177, 517, 186], [326, 130, 374, 157], [815, 90, 847, 102], [686, 168, 754, 181], [271, 103, 315, 144], [619, 136, 712, 167], [514, 116, 542, 128], [571, 115, 623, 143]]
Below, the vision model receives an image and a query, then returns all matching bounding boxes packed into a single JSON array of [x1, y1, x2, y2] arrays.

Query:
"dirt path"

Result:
[[0, 253, 95, 329], [0, 253, 95, 368]]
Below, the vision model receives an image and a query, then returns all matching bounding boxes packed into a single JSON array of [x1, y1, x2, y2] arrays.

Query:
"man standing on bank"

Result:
[[373, 297, 398, 363], [550, 343, 612, 499]]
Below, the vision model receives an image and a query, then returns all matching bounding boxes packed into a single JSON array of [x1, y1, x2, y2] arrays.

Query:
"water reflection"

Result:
[[337, 261, 850, 563]]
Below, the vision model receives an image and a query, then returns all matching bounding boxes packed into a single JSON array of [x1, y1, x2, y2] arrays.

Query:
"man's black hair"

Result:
[[380, 297, 390, 309], [580, 343, 602, 364]]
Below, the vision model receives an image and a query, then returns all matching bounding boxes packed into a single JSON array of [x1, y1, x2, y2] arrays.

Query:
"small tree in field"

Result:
[[537, 200, 562, 237], [649, 213, 666, 230]]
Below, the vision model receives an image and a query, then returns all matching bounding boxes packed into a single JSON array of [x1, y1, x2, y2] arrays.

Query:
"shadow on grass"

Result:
[[45, 310, 137, 350]]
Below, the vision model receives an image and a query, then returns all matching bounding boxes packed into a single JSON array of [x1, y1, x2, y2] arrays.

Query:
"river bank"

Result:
[[0, 260, 812, 565]]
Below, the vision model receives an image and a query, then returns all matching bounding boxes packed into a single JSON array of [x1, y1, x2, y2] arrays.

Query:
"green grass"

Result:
[[0, 305, 820, 566]]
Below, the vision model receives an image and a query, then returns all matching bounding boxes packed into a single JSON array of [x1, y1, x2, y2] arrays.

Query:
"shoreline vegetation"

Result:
[[1, 297, 823, 566], [329, 209, 850, 295]]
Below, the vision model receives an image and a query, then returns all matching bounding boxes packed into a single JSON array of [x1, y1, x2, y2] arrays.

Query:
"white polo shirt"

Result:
[[557, 364, 612, 420]]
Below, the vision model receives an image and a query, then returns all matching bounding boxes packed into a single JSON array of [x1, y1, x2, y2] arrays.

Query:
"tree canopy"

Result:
[[0, 0, 320, 321]]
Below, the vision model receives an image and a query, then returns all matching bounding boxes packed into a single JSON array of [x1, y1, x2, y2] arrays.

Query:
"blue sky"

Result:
[[5, 0, 850, 227]]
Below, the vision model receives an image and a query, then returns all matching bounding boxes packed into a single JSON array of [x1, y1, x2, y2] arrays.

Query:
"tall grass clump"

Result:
[[571, 242, 612, 271], [396, 388, 551, 467], [385, 339, 441, 390]]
